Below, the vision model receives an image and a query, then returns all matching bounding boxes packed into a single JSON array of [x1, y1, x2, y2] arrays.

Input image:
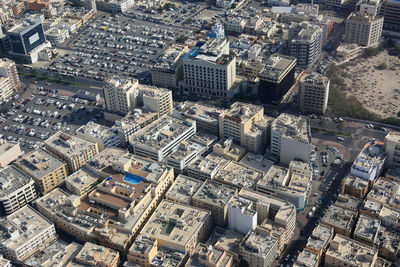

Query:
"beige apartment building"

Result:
[[0, 58, 21, 92], [0, 77, 13, 103], [45, 132, 99, 173], [0, 141, 22, 168], [321, 205, 357, 236], [15, 148, 68, 194], [299, 72, 330, 114], [345, 13, 384, 47], [305, 225, 334, 263], [103, 77, 138, 114], [74, 242, 119, 267], [385, 131, 400, 168], [239, 230, 278, 267]]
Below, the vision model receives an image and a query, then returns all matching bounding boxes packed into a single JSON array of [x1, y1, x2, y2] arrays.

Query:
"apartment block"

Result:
[[40, 242, 82, 267], [239, 230, 278, 267], [103, 77, 138, 115], [65, 166, 103, 196], [258, 54, 297, 104], [342, 174, 370, 198], [95, 0, 135, 13], [45, 132, 99, 173], [325, 234, 378, 267], [76, 121, 120, 151], [361, 199, 383, 218], [376, 225, 400, 262], [334, 194, 363, 212], [0, 165, 37, 215], [213, 138, 247, 161], [0, 58, 21, 91], [0, 141, 22, 167], [139, 199, 212, 254], [227, 196, 257, 235], [0, 77, 13, 103], [367, 177, 400, 211], [193, 180, 237, 226], [378, 205, 400, 231], [321, 205, 357, 236], [225, 18, 246, 33], [299, 72, 330, 114], [351, 140, 386, 181], [385, 131, 400, 168], [166, 140, 205, 173], [75, 242, 119, 267], [0, 205, 57, 261], [305, 224, 334, 262], [86, 147, 129, 176], [354, 214, 381, 247], [214, 160, 264, 189], [345, 13, 384, 47], [183, 39, 237, 98], [187, 243, 234, 267], [219, 102, 271, 153], [187, 155, 224, 181], [130, 115, 196, 162], [15, 148, 68, 194], [294, 250, 319, 267], [271, 113, 312, 165], [165, 174, 203, 205], [213, 229, 245, 263]]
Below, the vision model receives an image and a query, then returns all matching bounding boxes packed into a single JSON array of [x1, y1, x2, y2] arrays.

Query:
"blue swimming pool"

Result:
[[123, 172, 143, 185]]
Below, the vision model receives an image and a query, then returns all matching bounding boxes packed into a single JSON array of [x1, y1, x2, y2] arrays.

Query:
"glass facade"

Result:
[[8, 21, 45, 55]]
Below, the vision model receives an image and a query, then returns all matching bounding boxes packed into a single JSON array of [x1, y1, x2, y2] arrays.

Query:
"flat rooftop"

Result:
[[221, 102, 263, 124], [113, 109, 159, 131], [24, 239, 70, 266], [239, 153, 274, 174], [15, 148, 65, 180], [344, 175, 369, 190], [334, 194, 363, 211], [306, 224, 333, 253], [187, 156, 221, 178], [0, 165, 33, 197], [165, 174, 203, 203], [214, 161, 264, 189], [193, 180, 236, 207], [87, 147, 128, 173], [65, 166, 103, 194], [260, 54, 296, 81], [385, 131, 400, 143], [322, 205, 356, 233], [76, 121, 118, 141], [240, 230, 277, 256], [41, 242, 82, 267], [175, 101, 223, 127], [354, 214, 380, 243], [272, 113, 311, 145], [45, 131, 97, 158], [187, 243, 233, 267], [294, 249, 319, 267], [300, 72, 329, 87], [74, 242, 119, 267], [0, 205, 54, 250]]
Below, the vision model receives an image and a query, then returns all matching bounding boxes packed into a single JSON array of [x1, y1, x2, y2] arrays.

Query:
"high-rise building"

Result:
[[258, 54, 297, 105], [299, 72, 330, 114], [345, 12, 384, 47], [385, 131, 400, 168], [183, 39, 236, 98], [0, 58, 21, 91], [356, 0, 382, 16], [380, 0, 400, 36], [103, 77, 138, 115], [271, 113, 312, 165], [289, 22, 323, 68]]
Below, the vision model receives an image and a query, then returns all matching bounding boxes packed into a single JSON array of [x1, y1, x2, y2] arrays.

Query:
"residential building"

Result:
[[74, 242, 119, 267], [186, 155, 225, 181], [294, 250, 319, 267], [138, 85, 173, 117], [103, 77, 138, 115], [183, 39, 237, 98], [187, 243, 234, 267], [165, 174, 203, 205], [0, 255, 11, 267], [213, 138, 247, 161], [299, 72, 330, 114], [129, 115, 196, 162], [385, 131, 400, 168], [65, 166, 103, 196], [321, 205, 357, 236], [367, 177, 400, 211], [41, 242, 82, 267], [139, 199, 212, 254], [0, 58, 21, 91], [165, 139, 205, 173], [334, 194, 363, 212], [351, 140, 386, 181], [45, 132, 99, 173], [305, 225, 334, 262], [323, 0, 350, 9], [356, 0, 382, 16], [0, 205, 57, 261], [0, 77, 12, 103], [239, 230, 278, 267], [95, 0, 135, 13], [151, 44, 186, 89], [86, 147, 129, 176], [289, 22, 323, 68], [76, 121, 120, 151], [378, 205, 400, 231], [27, 0, 50, 11], [15, 148, 68, 194], [23, 239, 71, 266], [219, 102, 271, 153], [0, 141, 22, 167], [214, 160, 264, 189], [342, 174, 370, 198], [0, 165, 37, 215], [380, 0, 400, 36], [227, 196, 257, 234], [376, 225, 400, 262], [361, 199, 383, 218], [258, 54, 297, 104], [209, 22, 225, 39], [353, 214, 381, 247], [271, 113, 312, 165], [225, 18, 246, 33], [325, 234, 378, 267], [238, 153, 275, 174], [193, 180, 237, 226], [345, 12, 384, 47], [35, 188, 74, 222], [213, 229, 245, 263]]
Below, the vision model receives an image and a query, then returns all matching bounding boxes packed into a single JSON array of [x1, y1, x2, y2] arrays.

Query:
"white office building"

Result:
[[76, 121, 120, 151], [228, 196, 257, 235]]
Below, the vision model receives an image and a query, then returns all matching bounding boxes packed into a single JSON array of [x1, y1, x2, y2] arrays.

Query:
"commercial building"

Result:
[[74, 242, 119, 267], [342, 174, 370, 198], [361, 199, 383, 218], [380, 0, 400, 36], [353, 214, 381, 247], [289, 22, 323, 68], [76, 121, 120, 151], [270, 113, 312, 165], [345, 13, 384, 47], [213, 138, 247, 161], [45, 132, 99, 173], [0, 77, 12, 104], [385, 131, 400, 168], [15, 148, 68, 194], [350, 140, 386, 181], [138, 85, 173, 117], [225, 18, 246, 33], [165, 174, 203, 205], [367, 177, 400, 211], [139, 199, 212, 254], [65, 166, 103, 196], [0, 141, 22, 167], [305, 224, 334, 262], [193, 180, 237, 226], [95, 0, 135, 13], [334, 194, 363, 212], [103, 77, 138, 115], [325, 234, 378, 267], [183, 39, 237, 98], [299, 72, 330, 114], [86, 147, 129, 176], [151, 44, 186, 89], [321, 205, 357, 236], [0, 205, 57, 261], [187, 155, 224, 181], [227, 196, 257, 234], [40, 242, 82, 267], [219, 102, 271, 153], [0, 165, 37, 215], [294, 250, 319, 267], [258, 54, 297, 104], [129, 115, 196, 162], [0, 58, 21, 91], [214, 160, 264, 189], [239, 230, 278, 267], [187, 243, 234, 267], [212, 229, 245, 263]]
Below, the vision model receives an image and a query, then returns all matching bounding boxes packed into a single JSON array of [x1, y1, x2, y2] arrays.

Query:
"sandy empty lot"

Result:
[[341, 50, 400, 118]]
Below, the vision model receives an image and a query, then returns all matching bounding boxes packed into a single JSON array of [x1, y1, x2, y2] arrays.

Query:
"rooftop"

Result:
[[41, 242, 82, 267], [354, 214, 380, 243], [221, 102, 263, 124], [300, 72, 329, 87], [212, 228, 244, 257], [272, 113, 311, 144], [45, 131, 97, 158], [174, 101, 223, 127], [105, 77, 137, 92], [76, 121, 118, 141], [306, 224, 334, 253], [165, 174, 203, 203], [113, 109, 159, 131], [87, 147, 128, 174], [24, 239, 70, 267], [352, 140, 386, 178], [259, 54, 297, 81], [239, 230, 277, 256], [154, 44, 186, 70], [344, 175, 369, 190], [65, 166, 103, 195], [74, 242, 119, 266], [187, 243, 233, 267], [214, 161, 264, 189], [322, 205, 356, 233], [193, 180, 237, 207], [0, 165, 33, 197], [385, 131, 400, 143], [334, 194, 363, 211], [294, 249, 319, 267], [239, 153, 274, 174]]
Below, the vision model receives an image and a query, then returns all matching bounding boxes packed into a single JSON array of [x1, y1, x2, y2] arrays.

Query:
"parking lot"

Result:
[[0, 86, 105, 152], [43, 12, 191, 83]]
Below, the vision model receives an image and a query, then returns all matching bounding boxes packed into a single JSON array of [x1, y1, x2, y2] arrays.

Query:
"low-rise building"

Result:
[[353, 214, 381, 247], [214, 161, 264, 189], [0, 165, 37, 215], [76, 121, 120, 151], [86, 147, 129, 176], [213, 138, 247, 161], [74, 242, 119, 267], [165, 174, 203, 205], [377, 225, 400, 262], [385, 131, 400, 168], [294, 249, 319, 267], [342, 174, 370, 198], [225, 18, 246, 33], [0, 205, 57, 261], [334, 194, 363, 212], [15, 148, 68, 194], [367, 177, 400, 211], [325, 234, 378, 267], [41, 242, 82, 267], [239, 230, 278, 267], [187, 243, 234, 267], [361, 199, 383, 218], [95, 0, 135, 13], [227, 196, 257, 235], [193, 180, 237, 226], [212, 229, 244, 263], [65, 166, 103, 196], [165, 140, 205, 173], [186, 155, 225, 181], [305, 224, 334, 262], [0, 141, 22, 168], [238, 153, 274, 174], [321, 205, 357, 236], [378, 205, 400, 231], [45, 131, 99, 173], [351, 140, 386, 181]]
